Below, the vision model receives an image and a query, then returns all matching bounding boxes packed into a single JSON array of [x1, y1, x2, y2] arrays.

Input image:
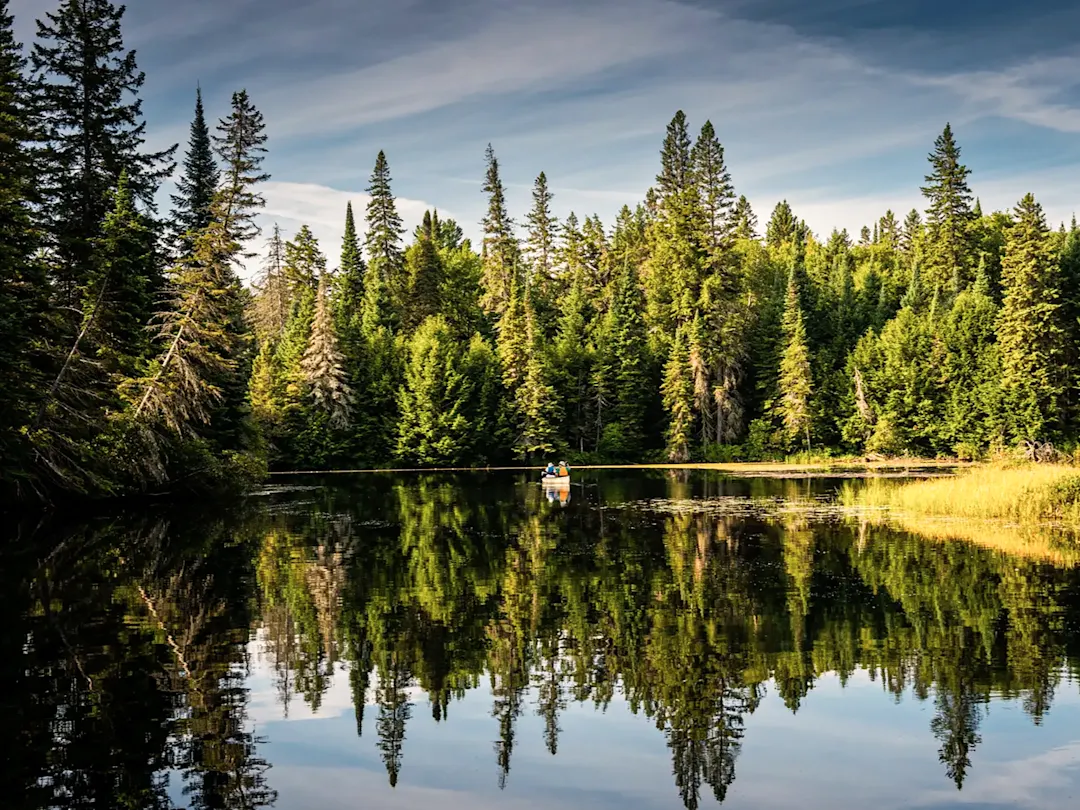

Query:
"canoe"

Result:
[[541, 474, 570, 485]]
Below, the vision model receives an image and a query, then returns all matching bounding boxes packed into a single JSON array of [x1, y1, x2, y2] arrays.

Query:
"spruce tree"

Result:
[[283, 224, 324, 294], [661, 325, 694, 461], [249, 224, 290, 344], [525, 171, 557, 282], [335, 201, 365, 334], [0, 0, 51, 490], [766, 201, 798, 248], [480, 143, 518, 316], [691, 120, 735, 255], [301, 273, 353, 428], [135, 91, 269, 439], [900, 209, 922, 258], [365, 150, 404, 283], [402, 211, 444, 332], [596, 260, 650, 456], [921, 124, 974, 291], [30, 0, 176, 305], [732, 195, 757, 240], [997, 193, 1064, 443], [395, 315, 475, 465], [514, 296, 560, 459], [777, 269, 813, 450], [552, 267, 594, 452], [212, 89, 268, 256], [169, 86, 218, 257], [85, 170, 160, 378]]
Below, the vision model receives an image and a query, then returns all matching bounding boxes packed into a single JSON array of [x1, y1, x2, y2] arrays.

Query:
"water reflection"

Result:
[[4, 470, 1080, 809]]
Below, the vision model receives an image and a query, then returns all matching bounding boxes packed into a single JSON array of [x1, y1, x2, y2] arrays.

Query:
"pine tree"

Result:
[[997, 193, 1064, 443], [514, 296, 560, 458], [395, 315, 475, 465], [30, 0, 176, 305], [691, 120, 735, 255], [596, 260, 650, 456], [335, 201, 365, 333], [135, 91, 269, 439], [777, 269, 813, 449], [402, 210, 444, 332], [921, 124, 974, 291], [301, 273, 353, 427], [84, 170, 160, 377], [661, 325, 694, 461], [283, 225, 324, 294], [169, 86, 218, 258], [525, 171, 557, 284], [249, 224, 290, 344], [212, 89, 268, 256], [365, 150, 404, 282], [0, 0, 51, 490], [732, 195, 757, 240], [900, 209, 922, 258], [552, 267, 594, 452], [766, 201, 798, 248], [480, 143, 518, 316]]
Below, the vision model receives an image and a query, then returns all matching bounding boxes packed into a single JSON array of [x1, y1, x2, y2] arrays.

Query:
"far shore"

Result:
[[267, 458, 967, 478]]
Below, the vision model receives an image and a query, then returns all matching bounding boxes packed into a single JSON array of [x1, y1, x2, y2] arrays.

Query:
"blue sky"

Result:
[[11, 0, 1080, 278]]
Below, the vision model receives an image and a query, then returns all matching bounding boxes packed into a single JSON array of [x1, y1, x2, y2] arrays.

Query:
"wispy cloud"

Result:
[[239, 181, 441, 281]]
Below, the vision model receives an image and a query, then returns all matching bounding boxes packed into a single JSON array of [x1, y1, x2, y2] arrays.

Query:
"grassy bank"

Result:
[[841, 463, 1080, 524]]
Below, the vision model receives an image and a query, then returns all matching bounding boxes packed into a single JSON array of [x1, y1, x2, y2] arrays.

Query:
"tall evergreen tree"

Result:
[[169, 86, 218, 257], [997, 193, 1064, 443], [921, 124, 974, 292], [596, 260, 651, 456], [513, 296, 560, 459], [85, 170, 160, 377], [365, 150, 404, 282], [335, 201, 365, 330], [283, 224, 324, 294], [777, 269, 813, 450], [395, 315, 476, 465], [0, 0, 51, 492], [135, 91, 269, 443], [525, 171, 557, 283], [732, 195, 757, 240], [402, 210, 444, 332], [766, 201, 799, 248], [31, 0, 175, 304], [480, 143, 518, 316], [249, 224, 290, 344], [301, 273, 353, 428], [662, 325, 694, 461], [212, 89, 268, 256], [691, 119, 735, 256]]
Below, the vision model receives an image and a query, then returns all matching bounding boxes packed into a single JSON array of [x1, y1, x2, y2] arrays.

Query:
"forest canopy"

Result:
[[2, 0, 1078, 504]]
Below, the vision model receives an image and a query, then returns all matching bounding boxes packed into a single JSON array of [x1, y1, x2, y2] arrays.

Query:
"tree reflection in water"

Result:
[[3, 469, 1080, 809]]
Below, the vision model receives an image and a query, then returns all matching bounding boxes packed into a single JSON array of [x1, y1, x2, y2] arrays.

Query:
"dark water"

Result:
[[4, 470, 1080, 809]]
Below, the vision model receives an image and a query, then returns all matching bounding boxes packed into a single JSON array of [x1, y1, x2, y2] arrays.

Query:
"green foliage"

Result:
[[997, 194, 1064, 443], [169, 87, 218, 258]]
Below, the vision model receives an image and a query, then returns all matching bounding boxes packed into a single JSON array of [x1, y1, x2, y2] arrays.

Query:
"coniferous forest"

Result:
[[4, 0, 1080, 505]]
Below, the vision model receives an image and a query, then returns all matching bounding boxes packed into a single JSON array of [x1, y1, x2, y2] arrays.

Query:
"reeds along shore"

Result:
[[842, 463, 1080, 524]]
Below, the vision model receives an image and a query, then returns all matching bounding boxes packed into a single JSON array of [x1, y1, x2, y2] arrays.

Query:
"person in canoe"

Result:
[[544, 461, 557, 477], [558, 460, 570, 476]]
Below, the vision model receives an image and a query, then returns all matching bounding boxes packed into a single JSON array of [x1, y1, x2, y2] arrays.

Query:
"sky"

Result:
[[11, 0, 1080, 280]]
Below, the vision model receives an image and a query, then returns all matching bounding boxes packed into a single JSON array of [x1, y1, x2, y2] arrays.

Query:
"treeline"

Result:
[[227, 111, 1080, 468], [5, 2, 1080, 504]]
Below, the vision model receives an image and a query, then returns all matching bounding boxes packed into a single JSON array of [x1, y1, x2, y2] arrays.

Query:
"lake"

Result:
[[3, 469, 1080, 809]]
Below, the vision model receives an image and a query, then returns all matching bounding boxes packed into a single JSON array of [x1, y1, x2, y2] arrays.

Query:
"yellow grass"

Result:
[[848, 512, 1080, 565], [842, 463, 1080, 524]]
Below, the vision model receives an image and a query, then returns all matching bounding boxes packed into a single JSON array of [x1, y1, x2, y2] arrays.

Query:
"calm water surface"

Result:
[[4, 470, 1080, 809]]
